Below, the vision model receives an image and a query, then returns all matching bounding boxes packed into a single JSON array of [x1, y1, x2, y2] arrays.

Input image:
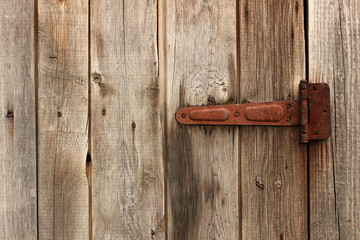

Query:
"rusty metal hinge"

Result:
[[176, 80, 331, 143]]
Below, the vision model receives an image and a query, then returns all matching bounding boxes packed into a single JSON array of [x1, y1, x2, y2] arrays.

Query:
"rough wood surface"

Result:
[[159, 0, 239, 239], [309, 0, 360, 239], [239, 0, 307, 239], [0, 0, 37, 239], [90, 0, 165, 239], [37, 0, 89, 239]]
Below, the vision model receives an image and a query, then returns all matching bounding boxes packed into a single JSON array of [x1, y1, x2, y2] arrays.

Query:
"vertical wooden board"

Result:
[[309, 0, 360, 239], [0, 0, 37, 239], [239, 0, 307, 239], [90, 0, 165, 239], [160, 0, 239, 239], [37, 0, 89, 239]]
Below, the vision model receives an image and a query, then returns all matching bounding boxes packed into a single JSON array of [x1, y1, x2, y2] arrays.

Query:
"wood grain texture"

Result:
[[239, 0, 307, 239], [0, 0, 37, 239], [37, 0, 89, 239], [159, 0, 239, 239], [90, 0, 165, 239], [309, 0, 360, 239]]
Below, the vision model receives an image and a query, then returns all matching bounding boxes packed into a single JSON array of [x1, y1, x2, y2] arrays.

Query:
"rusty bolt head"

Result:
[[300, 79, 308, 83], [314, 130, 319, 135], [181, 113, 186, 118], [234, 112, 240, 117]]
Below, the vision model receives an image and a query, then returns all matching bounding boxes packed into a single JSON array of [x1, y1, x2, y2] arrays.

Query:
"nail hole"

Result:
[[102, 109, 106, 116], [181, 113, 186, 118], [234, 112, 240, 117], [313, 86, 318, 91], [323, 108, 328, 113], [86, 153, 91, 162], [132, 122, 136, 128], [286, 104, 291, 109], [57, 111, 62, 117], [287, 116, 291, 122], [314, 130, 319, 135], [6, 111, 13, 118]]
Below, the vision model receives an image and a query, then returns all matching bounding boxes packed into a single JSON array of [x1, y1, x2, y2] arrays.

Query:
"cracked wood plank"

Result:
[[37, 0, 89, 238], [90, 0, 165, 239], [239, 0, 307, 238], [0, 0, 37, 239], [309, 0, 360, 239], [159, 0, 239, 239]]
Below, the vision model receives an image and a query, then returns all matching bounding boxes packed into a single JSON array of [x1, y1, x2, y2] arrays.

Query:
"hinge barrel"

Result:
[[299, 80, 309, 143]]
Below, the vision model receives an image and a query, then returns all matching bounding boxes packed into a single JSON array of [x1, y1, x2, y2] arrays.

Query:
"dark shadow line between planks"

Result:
[[87, 0, 93, 239], [34, 0, 39, 238], [236, 0, 242, 240], [304, 0, 310, 239]]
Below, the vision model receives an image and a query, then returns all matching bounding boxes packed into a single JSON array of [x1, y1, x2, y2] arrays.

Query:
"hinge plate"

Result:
[[306, 83, 331, 141], [176, 80, 331, 143]]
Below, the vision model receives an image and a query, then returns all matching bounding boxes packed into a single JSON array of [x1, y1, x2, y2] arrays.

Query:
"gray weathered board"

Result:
[[308, 0, 360, 239], [0, 0, 37, 239], [0, 0, 359, 239]]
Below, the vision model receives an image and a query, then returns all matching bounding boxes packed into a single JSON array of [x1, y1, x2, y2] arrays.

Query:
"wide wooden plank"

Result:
[[0, 0, 37, 239], [90, 0, 165, 239], [309, 0, 360, 239], [37, 0, 89, 239], [239, 0, 307, 239], [160, 0, 239, 239]]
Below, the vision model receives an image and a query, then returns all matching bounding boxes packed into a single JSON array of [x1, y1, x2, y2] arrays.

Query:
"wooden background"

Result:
[[0, 0, 359, 239]]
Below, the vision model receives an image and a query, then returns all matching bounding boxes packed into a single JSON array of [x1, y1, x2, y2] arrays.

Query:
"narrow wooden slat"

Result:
[[160, 0, 239, 239], [0, 0, 37, 239], [90, 0, 165, 238], [309, 0, 360, 239], [239, 0, 307, 238], [37, 0, 89, 238]]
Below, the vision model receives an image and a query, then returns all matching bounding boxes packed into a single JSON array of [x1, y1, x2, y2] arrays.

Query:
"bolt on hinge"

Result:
[[176, 80, 331, 143]]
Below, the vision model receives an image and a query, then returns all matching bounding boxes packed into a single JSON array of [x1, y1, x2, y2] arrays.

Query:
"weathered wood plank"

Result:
[[239, 0, 307, 239], [160, 0, 239, 239], [37, 0, 89, 239], [0, 0, 37, 239], [309, 0, 360, 239], [90, 0, 165, 239]]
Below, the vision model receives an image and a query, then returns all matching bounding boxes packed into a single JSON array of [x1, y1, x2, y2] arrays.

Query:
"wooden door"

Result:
[[1, 0, 359, 239]]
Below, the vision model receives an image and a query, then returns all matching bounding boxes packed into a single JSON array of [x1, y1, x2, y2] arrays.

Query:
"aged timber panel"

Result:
[[90, 0, 165, 239], [37, 0, 89, 239], [160, 0, 239, 239], [0, 0, 37, 239], [239, 0, 307, 239], [309, 0, 360, 239]]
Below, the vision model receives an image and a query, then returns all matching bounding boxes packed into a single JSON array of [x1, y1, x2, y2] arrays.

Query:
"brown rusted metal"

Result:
[[299, 80, 309, 143], [175, 80, 331, 142], [176, 101, 300, 126], [307, 83, 331, 141]]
